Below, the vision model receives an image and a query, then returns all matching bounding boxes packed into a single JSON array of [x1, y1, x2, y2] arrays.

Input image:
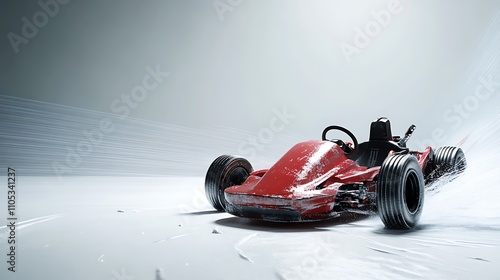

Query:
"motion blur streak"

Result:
[[0, 94, 301, 177]]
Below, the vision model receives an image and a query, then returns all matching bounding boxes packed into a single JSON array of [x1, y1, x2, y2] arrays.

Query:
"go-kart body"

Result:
[[205, 117, 466, 229]]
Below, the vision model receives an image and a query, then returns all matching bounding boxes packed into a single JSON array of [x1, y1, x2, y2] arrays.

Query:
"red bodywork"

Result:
[[225, 140, 432, 222]]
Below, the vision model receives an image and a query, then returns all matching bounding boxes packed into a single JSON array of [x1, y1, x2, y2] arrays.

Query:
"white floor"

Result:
[[0, 162, 499, 280]]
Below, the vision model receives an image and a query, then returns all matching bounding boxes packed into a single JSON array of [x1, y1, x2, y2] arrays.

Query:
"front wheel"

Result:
[[377, 154, 425, 230], [205, 155, 253, 211]]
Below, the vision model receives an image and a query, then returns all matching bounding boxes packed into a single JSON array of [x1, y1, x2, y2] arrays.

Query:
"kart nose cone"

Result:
[[225, 185, 340, 222]]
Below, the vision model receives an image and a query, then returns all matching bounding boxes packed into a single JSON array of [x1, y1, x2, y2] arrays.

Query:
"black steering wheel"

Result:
[[321, 125, 358, 154]]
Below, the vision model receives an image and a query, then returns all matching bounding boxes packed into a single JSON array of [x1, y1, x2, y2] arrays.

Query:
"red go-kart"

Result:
[[205, 117, 467, 229]]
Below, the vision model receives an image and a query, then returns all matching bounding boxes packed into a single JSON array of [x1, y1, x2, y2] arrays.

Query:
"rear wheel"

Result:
[[205, 155, 253, 211], [377, 154, 425, 229], [433, 146, 467, 177]]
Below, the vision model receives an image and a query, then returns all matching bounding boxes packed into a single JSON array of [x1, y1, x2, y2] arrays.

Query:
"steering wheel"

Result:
[[321, 125, 358, 154]]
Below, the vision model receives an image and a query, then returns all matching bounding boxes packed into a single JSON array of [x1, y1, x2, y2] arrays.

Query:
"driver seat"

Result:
[[349, 117, 407, 168]]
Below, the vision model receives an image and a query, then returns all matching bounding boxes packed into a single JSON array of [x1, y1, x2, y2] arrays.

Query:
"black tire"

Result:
[[433, 146, 467, 177], [205, 155, 253, 211], [377, 154, 425, 230]]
